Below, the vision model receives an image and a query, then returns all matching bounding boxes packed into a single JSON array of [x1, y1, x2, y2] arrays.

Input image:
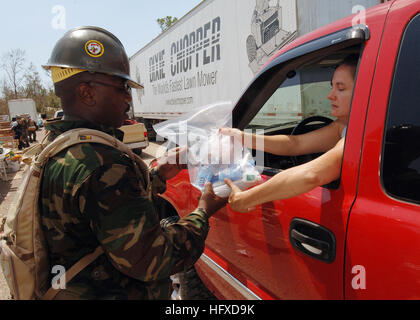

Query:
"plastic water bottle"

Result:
[[194, 165, 214, 190], [219, 165, 243, 182]]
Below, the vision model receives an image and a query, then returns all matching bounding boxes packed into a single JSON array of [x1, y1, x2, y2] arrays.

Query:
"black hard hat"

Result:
[[43, 26, 143, 88]]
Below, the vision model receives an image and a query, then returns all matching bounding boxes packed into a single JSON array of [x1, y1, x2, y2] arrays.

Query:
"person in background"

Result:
[[13, 117, 28, 150], [10, 117, 18, 128], [11, 117, 23, 150], [19, 116, 30, 148], [27, 117, 38, 142]]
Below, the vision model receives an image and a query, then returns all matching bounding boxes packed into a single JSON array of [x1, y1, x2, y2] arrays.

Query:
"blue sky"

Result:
[[0, 0, 201, 88]]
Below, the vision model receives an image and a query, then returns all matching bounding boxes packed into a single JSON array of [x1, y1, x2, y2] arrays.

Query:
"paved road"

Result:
[[0, 131, 165, 300]]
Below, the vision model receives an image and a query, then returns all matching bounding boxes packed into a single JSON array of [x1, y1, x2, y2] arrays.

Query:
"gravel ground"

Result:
[[0, 161, 25, 300], [0, 128, 47, 300]]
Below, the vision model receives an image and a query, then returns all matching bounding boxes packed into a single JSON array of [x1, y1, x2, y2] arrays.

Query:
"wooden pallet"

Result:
[[0, 122, 11, 129], [0, 135, 18, 149], [0, 128, 13, 136]]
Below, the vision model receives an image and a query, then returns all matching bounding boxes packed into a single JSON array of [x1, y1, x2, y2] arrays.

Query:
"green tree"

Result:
[[157, 16, 178, 31], [1, 48, 62, 119], [43, 88, 61, 117], [24, 63, 44, 97], [1, 79, 14, 101], [0, 97, 8, 116], [24, 63, 48, 112]]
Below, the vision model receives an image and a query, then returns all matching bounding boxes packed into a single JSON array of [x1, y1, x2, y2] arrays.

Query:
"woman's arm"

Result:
[[225, 138, 345, 213], [220, 121, 342, 156]]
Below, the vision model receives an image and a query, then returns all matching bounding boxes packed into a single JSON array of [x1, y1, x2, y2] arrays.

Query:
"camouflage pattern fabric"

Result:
[[39, 120, 209, 300]]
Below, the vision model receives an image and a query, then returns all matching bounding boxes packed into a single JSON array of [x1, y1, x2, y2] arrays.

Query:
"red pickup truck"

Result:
[[161, 0, 420, 300]]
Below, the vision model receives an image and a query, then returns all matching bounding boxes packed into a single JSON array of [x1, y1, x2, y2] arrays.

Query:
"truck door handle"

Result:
[[289, 218, 336, 263]]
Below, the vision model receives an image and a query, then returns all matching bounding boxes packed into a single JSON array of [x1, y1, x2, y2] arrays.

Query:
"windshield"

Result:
[[247, 65, 335, 130]]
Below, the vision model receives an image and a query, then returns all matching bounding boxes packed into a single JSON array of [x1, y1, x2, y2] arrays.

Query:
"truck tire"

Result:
[[176, 266, 217, 300]]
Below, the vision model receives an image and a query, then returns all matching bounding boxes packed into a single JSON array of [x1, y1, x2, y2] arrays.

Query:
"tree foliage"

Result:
[[157, 16, 178, 31], [0, 49, 61, 119], [1, 49, 26, 99]]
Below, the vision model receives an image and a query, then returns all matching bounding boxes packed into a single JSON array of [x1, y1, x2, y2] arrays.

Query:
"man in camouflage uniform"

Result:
[[40, 26, 227, 299], [18, 116, 30, 148]]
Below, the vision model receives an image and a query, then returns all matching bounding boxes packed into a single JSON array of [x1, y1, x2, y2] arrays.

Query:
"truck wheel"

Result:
[[176, 266, 217, 300]]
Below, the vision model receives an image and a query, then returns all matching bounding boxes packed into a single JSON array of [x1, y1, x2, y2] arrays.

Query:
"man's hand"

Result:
[[156, 146, 188, 181], [224, 178, 255, 213], [198, 183, 228, 217]]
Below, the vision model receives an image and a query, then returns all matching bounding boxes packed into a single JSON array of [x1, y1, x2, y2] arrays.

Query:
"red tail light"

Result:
[[144, 131, 148, 137]]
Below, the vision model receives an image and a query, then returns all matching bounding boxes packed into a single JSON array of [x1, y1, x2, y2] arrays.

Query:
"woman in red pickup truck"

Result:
[[220, 56, 358, 213]]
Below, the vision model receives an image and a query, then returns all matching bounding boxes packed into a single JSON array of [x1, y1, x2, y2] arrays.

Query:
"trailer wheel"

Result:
[[176, 266, 217, 300]]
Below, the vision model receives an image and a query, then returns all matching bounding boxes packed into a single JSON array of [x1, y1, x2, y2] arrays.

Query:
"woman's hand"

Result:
[[224, 178, 256, 213], [218, 128, 244, 143]]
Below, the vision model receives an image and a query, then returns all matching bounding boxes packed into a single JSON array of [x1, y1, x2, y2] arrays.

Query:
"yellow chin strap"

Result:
[[50, 67, 86, 84]]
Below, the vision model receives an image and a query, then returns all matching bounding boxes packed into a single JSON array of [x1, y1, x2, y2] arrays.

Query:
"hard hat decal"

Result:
[[85, 40, 104, 58]]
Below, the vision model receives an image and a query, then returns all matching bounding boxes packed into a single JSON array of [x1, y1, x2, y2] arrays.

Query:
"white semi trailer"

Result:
[[129, 0, 385, 136], [8, 99, 38, 122]]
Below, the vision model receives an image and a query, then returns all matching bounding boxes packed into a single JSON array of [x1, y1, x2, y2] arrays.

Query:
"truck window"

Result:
[[244, 48, 361, 172], [247, 66, 334, 131], [382, 14, 420, 205]]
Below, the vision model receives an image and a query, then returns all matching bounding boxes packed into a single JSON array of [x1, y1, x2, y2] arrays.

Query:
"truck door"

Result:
[[345, 1, 420, 299], [198, 19, 389, 299]]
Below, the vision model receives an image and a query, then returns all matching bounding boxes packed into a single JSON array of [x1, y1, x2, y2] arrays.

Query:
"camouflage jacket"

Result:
[[40, 120, 209, 300]]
